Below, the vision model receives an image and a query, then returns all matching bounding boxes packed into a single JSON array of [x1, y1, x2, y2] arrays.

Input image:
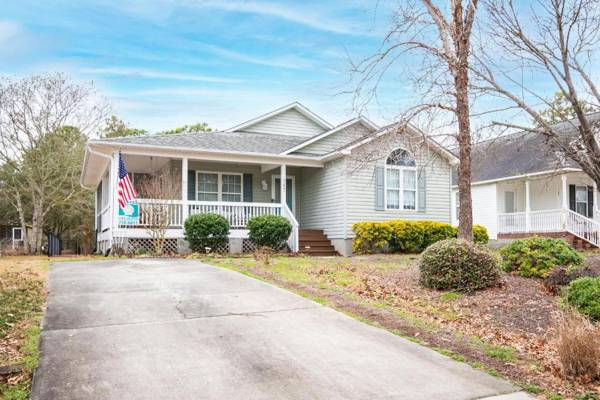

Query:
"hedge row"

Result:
[[352, 220, 489, 254]]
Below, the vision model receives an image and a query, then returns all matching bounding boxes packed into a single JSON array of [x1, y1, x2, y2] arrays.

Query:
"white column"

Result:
[[561, 175, 569, 210], [280, 164, 287, 208], [561, 174, 568, 229], [525, 179, 531, 232], [594, 182, 597, 213], [181, 157, 189, 223]]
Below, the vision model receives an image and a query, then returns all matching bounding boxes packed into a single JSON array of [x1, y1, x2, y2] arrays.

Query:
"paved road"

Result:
[[32, 259, 529, 400]]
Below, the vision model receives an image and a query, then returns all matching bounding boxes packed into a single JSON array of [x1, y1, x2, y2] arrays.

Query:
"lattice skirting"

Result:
[[242, 239, 257, 253], [128, 238, 179, 255]]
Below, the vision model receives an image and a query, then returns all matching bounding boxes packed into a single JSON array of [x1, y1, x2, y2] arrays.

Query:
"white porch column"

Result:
[[110, 152, 120, 233], [280, 164, 287, 209], [594, 182, 597, 213], [181, 157, 189, 224], [561, 174, 568, 229], [525, 179, 531, 232], [561, 175, 569, 209]]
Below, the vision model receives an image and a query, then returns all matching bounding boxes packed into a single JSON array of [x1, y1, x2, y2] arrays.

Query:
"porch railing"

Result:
[[281, 203, 299, 252], [188, 201, 282, 229], [498, 208, 600, 247]]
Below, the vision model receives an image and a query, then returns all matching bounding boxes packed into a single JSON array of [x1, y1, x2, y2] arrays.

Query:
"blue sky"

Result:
[[1, 1, 405, 132]]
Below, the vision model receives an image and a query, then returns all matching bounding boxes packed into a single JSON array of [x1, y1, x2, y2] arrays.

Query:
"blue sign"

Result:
[[119, 202, 139, 225]]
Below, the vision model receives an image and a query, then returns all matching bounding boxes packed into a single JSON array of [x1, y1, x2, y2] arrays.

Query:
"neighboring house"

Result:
[[451, 116, 600, 247], [0, 223, 25, 254], [81, 102, 457, 256]]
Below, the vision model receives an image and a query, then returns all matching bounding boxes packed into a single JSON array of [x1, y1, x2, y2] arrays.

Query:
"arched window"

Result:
[[385, 149, 417, 210], [386, 149, 416, 167]]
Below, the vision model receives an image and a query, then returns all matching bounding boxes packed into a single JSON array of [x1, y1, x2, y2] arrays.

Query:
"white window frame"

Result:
[[12, 227, 23, 242], [575, 185, 589, 217], [195, 171, 243, 202], [384, 149, 418, 211]]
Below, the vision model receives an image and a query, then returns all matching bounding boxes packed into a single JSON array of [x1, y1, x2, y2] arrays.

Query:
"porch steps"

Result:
[[298, 229, 339, 256]]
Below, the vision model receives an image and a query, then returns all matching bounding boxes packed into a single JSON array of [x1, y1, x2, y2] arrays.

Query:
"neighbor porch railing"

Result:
[[498, 208, 600, 247]]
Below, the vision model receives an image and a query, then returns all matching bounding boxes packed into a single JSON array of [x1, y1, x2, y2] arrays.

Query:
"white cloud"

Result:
[[198, 44, 314, 70], [80, 67, 242, 83], [193, 1, 364, 35]]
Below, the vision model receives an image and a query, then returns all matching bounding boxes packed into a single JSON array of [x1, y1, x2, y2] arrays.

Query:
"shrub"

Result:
[[184, 213, 229, 253], [557, 311, 600, 379], [419, 239, 501, 292], [352, 220, 489, 254], [543, 265, 599, 295], [472, 225, 489, 244], [563, 277, 600, 321], [352, 222, 392, 253], [247, 215, 292, 250], [499, 237, 582, 278]]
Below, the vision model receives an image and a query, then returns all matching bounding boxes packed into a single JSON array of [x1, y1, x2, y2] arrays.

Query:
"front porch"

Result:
[[95, 153, 313, 253], [496, 172, 600, 247]]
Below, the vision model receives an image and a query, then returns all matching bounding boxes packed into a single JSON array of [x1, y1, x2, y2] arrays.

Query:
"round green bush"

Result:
[[563, 277, 600, 321], [419, 239, 501, 292], [500, 237, 582, 278], [184, 213, 229, 252], [247, 215, 292, 250], [473, 225, 489, 244]]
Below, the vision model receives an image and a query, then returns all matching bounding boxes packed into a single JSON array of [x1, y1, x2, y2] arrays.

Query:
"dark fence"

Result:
[[47, 233, 62, 257]]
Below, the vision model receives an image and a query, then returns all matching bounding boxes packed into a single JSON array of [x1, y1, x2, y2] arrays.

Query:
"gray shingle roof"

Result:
[[451, 113, 600, 185], [93, 131, 311, 155]]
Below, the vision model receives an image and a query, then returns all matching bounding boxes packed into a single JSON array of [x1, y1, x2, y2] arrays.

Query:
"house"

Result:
[[0, 223, 25, 254], [451, 117, 600, 248], [81, 102, 457, 256]]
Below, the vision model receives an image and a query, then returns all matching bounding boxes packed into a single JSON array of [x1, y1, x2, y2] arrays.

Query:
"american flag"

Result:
[[117, 152, 137, 208]]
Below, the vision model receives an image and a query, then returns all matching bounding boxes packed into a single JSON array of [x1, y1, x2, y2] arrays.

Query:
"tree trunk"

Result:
[[31, 199, 44, 255], [15, 191, 31, 254], [454, 60, 474, 241]]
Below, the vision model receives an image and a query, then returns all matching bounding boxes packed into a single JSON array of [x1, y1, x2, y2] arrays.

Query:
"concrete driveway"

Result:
[[32, 259, 529, 400]]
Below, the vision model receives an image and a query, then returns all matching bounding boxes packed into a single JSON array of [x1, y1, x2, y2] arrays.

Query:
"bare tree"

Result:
[[0, 74, 107, 254], [349, 0, 479, 241], [473, 0, 600, 187], [138, 170, 180, 255]]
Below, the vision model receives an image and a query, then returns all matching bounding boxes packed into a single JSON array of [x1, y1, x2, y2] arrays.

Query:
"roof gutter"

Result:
[[80, 146, 112, 190], [450, 167, 583, 188]]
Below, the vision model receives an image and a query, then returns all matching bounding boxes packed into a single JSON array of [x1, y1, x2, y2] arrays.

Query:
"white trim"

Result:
[[281, 117, 379, 155], [383, 149, 418, 211], [195, 171, 244, 203], [82, 144, 325, 186], [12, 227, 23, 242], [452, 168, 583, 188], [271, 174, 296, 214], [384, 166, 418, 211], [225, 102, 333, 133]]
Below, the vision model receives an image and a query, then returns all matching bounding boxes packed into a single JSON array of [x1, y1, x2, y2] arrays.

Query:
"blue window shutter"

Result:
[[418, 168, 427, 212], [375, 166, 385, 211], [187, 170, 196, 200], [243, 174, 253, 202]]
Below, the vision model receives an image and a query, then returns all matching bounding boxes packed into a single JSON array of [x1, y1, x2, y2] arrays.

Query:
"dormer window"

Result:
[[385, 149, 417, 210]]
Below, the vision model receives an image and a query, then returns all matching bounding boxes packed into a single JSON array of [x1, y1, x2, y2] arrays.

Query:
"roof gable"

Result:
[[284, 117, 378, 155], [226, 102, 332, 138]]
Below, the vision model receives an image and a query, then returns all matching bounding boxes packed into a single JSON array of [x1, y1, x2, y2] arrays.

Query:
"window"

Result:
[[385, 149, 417, 210], [196, 172, 243, 202], [455, 192, 460, 221], [575, 186, 589, 216], [12, 227, 22, 242]]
